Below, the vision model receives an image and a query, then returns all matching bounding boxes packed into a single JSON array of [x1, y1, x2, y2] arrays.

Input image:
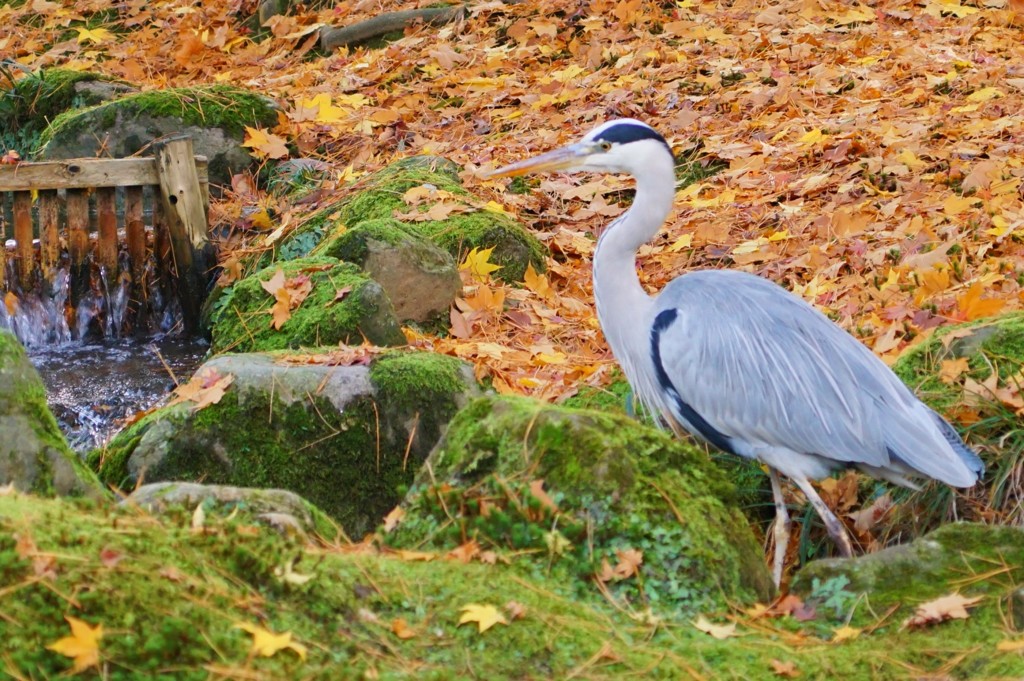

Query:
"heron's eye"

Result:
[[598, 140, 613, 152]]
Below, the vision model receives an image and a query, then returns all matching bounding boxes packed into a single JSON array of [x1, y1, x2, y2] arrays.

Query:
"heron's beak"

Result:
[[485, 142, 593, 178]]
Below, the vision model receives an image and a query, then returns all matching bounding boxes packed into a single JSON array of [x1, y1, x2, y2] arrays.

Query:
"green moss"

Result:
[[40, 84, 278, 147], [893, 312, 1024, 412], [387, 395, 773, 617], [0, 331, 103, 497], [2, 493, 1023, 679], [209, 256, 405, 354], [322, 157, 545, 283], [313, 218, 417, 265]]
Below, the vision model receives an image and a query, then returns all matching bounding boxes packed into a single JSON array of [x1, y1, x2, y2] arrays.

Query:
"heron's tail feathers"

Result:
[[881, 403, 983, 488]]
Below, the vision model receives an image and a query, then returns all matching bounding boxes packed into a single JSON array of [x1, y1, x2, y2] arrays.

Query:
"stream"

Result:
[[31, 336, 207, 451]]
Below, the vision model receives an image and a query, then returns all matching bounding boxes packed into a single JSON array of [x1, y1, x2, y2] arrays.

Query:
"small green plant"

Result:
[[807, 574, 857, 620]]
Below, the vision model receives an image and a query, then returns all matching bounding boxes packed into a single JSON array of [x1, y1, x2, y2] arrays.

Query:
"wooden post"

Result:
[[12, 191, 33, 290], [39, 190, 59, 289], [95, 187, 118, 287], [66, 189, 91, 307], [154, 135, 214, 335], [125, 185, 146, 331], [0, 200, 6, 292]]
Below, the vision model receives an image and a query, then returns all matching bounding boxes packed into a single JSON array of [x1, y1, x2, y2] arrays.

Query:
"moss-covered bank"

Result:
[[3, 491, 1023, 679], [386, 395, 773, 617]]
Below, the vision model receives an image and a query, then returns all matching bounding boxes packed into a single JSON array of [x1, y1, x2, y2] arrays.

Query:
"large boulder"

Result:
[[209, 256, 405, 354], [0, 331, 102, 496], [90, 350, 479, 536], [385, 395, 774, 615], [278, 156, 547, 283], [37, 85, 278, 187], [313, 218, 462, 323]]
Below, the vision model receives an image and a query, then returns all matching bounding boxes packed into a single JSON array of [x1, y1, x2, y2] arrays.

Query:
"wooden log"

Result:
[[154, 135, 214, 335], [12, 191, 33, 290], [38, 190, 59, 287], [66, 189, 91, 307], [95, 188, 118, 285], [0, 157, 209, 191]]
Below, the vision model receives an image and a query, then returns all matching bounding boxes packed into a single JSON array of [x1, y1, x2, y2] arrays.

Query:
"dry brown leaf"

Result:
[[770, 659, 800, 677], [902, 593, 983, 629], [693, 615, 738, 640]]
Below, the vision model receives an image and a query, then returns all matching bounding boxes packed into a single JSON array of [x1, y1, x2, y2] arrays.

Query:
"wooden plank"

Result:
[[38, 190, 59, 286], [155, 136, 214, 335], [12, 191, 33, 289], [66, 189, 90, 307], [125, 186, 146, 286], [0, 157, 209, 191], [95, 187, 118, 282]]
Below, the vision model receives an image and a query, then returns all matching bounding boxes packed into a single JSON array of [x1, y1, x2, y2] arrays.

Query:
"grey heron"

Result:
[[487, 119, 984, 587]]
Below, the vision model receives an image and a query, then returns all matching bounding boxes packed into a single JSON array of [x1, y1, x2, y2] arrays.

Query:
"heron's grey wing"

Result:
[[650, 270, 976, 484]]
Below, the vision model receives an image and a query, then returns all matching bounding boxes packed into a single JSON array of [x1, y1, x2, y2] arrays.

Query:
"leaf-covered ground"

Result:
[[5, 0, 1022, 401]]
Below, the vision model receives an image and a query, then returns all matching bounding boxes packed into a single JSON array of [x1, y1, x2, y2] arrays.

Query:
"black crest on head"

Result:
[[593, 122, 670, 151]]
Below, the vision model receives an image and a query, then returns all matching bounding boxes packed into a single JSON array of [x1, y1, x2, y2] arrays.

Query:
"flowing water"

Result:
[[2, 255, 206, 451]]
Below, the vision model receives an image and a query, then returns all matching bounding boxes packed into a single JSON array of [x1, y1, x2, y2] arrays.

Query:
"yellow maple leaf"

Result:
[[943, 195, 981, 216], [47, 616, 102, 673], [234, 622, 307, 659], [967, 87, 1003, 102], [75, 27, 113, 45], [798, 129, 828, 147], [459, 246, 502, 280], [301, 93, 348, 124], [458, 603, 508, 633], [522, 263, 553, 299], [242, 127, 289, 160]]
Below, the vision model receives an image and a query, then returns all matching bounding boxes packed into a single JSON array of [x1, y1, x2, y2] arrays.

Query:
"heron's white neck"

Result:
[[592, 151, 676, 374]]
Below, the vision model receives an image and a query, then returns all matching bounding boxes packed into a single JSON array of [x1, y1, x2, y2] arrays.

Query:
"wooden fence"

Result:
[[0, 135, 214, 334]]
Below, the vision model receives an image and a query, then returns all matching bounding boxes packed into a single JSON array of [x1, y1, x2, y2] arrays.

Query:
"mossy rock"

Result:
[[90, 350, 478, 536], [4, 492, 1024, 679], [209, 256, 405, 354], [893, 312, 1024, 413], [281, 155, 546, 283], [0, 68, 131, 155], [386, 394, 774, 617], [125, 481, 340, 540], [37, 84, 279, 187], [312, 218, 461, 323], [793, 524, 1024, 624], [0, 331, 104, 497]]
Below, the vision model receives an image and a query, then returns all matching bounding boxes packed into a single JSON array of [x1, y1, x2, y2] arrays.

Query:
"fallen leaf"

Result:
[[832, 625, 862, 643], [902, 593, 983, 629], [770, 659, 800, 677], [47, 616, 102, 673], [99, 547, 123, 568], [234, 622, 308, 659], [505, 601, 527, 620], [459, 603, 508, 633], [939, 357, 970, 384], [382, 506, 405, 533], [613, 548, 643, 580], [693, 615, 738, 639], [391, 618, 417, 639], [459, 246, 502, 280], [997, 638, 1024, 652]]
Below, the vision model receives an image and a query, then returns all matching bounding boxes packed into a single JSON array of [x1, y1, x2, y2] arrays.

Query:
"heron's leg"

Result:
[[791, 476, 854, 557], [768, 467, 790, 588]]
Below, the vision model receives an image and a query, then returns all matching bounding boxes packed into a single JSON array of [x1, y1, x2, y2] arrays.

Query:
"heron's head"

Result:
[[487, 119, 673, 179]]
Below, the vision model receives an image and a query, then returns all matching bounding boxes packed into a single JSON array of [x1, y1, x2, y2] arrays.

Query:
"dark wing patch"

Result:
[[651, 309, 737, 455], [594, 122, 671, 152]]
